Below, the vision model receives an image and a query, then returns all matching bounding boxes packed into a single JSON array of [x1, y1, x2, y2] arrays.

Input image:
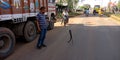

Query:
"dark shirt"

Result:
[[37, 12, 47, 29]]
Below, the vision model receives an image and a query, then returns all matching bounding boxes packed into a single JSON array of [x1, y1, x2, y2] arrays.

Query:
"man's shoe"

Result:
[[42, 44, 47, 47], [37, 45, 42, 49]]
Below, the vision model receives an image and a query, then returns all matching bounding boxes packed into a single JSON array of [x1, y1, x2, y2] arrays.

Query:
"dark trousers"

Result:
[[37, 29, 47, 47], [61, 16, 69, 24]]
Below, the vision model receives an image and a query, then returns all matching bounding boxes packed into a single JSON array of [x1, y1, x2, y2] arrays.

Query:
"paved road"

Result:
[[5, 15, 120, 60]]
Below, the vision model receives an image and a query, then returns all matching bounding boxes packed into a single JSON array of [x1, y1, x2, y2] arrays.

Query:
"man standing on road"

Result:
[[36, 7, 47, 49], [62, 9, 69, 26]]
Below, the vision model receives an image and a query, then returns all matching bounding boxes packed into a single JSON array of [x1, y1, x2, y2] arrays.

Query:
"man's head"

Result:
[[40, 7, 46, 14]]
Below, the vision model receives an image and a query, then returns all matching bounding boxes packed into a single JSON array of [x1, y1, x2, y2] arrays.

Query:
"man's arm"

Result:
[[36, 14, 41, 32]]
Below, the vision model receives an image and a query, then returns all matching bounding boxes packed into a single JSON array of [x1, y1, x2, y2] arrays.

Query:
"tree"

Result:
[[56, 0, 66, 5], [117, 0, 120, 9], [67, 0, 73, 10], [74, 0, 79, 9], [56, 0, 79, 11], [67, 0, 79, 11], [75, 0, 79, 4]]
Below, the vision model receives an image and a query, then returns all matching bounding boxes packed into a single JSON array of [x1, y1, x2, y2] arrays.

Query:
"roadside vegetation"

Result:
[[114, 14, 120, 17], [104, 0, 120, 21], [104, 12, 113, 17], [56, 12, 81, 19], [56, 0, 80, 21]]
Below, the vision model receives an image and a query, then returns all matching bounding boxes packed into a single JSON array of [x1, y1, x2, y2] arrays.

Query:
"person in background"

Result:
[[50, 13, 56, 29], [36, 7, 47, 49], [93, 10, 96, 15], [84, 8, 89, 16], [62, 9, 69, 26]]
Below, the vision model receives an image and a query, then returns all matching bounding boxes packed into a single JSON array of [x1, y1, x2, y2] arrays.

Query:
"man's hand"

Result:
[[35, 20, 41, 33]]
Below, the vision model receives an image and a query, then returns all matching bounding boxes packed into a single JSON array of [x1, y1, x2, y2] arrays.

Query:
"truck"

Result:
[[0, 0, 56, 59]]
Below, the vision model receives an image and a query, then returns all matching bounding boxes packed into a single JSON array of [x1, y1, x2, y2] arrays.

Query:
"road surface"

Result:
[[5, 15, 120, 60]]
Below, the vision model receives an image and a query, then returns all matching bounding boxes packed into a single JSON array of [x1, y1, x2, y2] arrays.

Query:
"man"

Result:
[[62, 9, 69, 26], [93, 10, 96, 15], [36, 7, 47, 49], [84, 8, 89, 16]]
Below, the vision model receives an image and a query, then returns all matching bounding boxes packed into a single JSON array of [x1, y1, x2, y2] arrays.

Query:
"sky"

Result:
[[77, 0, 119, 8]]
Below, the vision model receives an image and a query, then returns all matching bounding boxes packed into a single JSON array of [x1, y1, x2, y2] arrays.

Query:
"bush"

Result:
[[56, 13, 63, 19], [115, 14, 120, 17], [69, 12, 81, 17], [104, 12, 113, 17], [56, 12, 81, 18]]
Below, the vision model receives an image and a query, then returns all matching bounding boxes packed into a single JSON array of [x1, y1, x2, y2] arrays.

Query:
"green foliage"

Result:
[[115, 14, 120, 17], [104, 12, 113, 17], [56, 12, 81, 18], [78, 5, 90, 10], [69, 12, 80, 15], [67, 0, 79, 10], [56, 0, 79, 11], [57, 0, 67, 5], [78, 6, 84, 9], [117, 0, 120, 9], [69, 12, 82, 17], [67, 0, 73, 9], [75, 0, 79, 4], [56, 13, 63, 19]]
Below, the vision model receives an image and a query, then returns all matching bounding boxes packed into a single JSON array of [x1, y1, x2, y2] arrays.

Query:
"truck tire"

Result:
[[23, 21, 37, 42], [0, 27, 15, 59]]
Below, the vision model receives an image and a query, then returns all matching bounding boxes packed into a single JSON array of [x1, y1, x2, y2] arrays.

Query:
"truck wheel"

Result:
[[24, 21, 37, 42], [0, 27, 15, 59]]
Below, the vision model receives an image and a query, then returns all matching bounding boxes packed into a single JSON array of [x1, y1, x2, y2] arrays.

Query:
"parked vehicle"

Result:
[[93, 5, 100, 14], [93, 10, 96, 15], [84, 8, 89, 17], [98, 8, 104, 16], [0, 0, 56, 59]]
